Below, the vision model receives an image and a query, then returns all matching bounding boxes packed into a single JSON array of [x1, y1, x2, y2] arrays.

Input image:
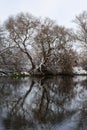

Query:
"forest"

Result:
[[0, 11, 87, 76]]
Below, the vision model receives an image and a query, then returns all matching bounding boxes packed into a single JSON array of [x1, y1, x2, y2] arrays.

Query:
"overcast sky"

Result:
[[0, 0, 87, 27]]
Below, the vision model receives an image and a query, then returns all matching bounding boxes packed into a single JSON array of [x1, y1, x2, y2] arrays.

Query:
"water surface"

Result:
[[0, 76, 87, 130]]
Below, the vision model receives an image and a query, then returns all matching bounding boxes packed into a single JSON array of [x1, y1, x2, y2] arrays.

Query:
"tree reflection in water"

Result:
[[0, 76, 87, 130]]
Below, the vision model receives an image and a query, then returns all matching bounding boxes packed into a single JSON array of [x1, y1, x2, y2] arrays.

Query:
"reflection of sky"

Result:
[[52, 111, 81, 130], [65, 77, 87, 111], [0, 110, 5, 130]]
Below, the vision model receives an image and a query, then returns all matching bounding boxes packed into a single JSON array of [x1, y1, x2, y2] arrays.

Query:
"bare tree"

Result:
[[34, 18, 56, 74], [73, 11, 87, 46], [35, 21, 75, 74], [5, 13, 39, 70], [0, 13, 76, 75], [73, 11, 87, 70], [52, 26, 76, 74]]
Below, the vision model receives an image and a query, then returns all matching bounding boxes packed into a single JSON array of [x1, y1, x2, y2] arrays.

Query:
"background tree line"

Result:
[[0, 11, 87, 75]]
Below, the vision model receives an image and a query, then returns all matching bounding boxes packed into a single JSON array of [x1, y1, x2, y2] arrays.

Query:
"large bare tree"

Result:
[[34, 18, 57, 74], [35, 19, 75, 74], [5, 13, 39, 70], [0, 12, 77, 75]]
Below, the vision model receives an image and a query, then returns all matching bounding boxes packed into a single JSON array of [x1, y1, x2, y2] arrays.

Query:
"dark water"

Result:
[[0, 76, 87, 130]]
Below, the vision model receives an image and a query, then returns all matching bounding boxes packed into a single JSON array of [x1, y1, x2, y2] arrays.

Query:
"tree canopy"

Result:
[[1, 11, 87, 75]]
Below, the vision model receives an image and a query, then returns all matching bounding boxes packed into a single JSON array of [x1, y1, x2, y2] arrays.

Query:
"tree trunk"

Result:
[[25, 51, 35, 70]]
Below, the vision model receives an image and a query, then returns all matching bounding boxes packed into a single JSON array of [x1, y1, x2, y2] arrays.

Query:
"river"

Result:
[[0, 76, 87, 130]]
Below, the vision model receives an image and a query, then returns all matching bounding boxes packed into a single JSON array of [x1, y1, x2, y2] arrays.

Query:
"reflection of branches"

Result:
[[21, 80, 34, 106], [39, 86, 50, 118], [33, 76, 74, 122], [1, 76, 86, 129], [0, 84, 5, 93], [10, 80, 34, 115]]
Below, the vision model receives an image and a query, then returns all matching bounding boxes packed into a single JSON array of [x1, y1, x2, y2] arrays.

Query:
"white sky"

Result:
[[0, 0, 87, 27]]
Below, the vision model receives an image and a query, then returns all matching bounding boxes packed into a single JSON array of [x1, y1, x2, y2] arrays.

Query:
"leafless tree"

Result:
[[34, 18, 56, 74], [5, 12, 39, 70], [35, 21, 75, 74], [73, 11, 87, 70], [73, 11, 87, 46], [0, 12, 77, 75], [52, 25, 76, 74]]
